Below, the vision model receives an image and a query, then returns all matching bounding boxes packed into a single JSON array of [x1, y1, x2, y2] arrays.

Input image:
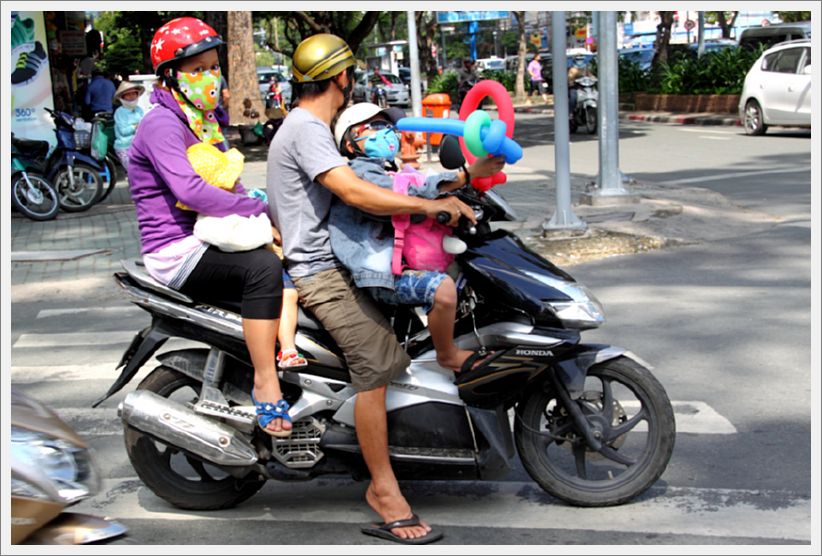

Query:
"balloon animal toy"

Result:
[[395, 80, 522, 192]]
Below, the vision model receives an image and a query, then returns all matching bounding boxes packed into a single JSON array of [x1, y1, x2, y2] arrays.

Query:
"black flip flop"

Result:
[[361, 513, 444, 545]]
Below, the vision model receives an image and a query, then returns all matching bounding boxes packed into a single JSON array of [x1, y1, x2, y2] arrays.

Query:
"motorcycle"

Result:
[[569, 75, 598, 134], [11, 388, 128, 544], [11, 134, 60, 221], [370, 83, 388, 109], [95, 134, 675, 511], [42, 107, 105, 212], [90, 111, 121, 203]]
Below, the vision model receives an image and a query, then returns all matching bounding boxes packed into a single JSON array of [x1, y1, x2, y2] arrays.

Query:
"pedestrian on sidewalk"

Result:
[[527, 53, 547, 102], [84, 69, 116, 116], [112, 81, 145, 172]]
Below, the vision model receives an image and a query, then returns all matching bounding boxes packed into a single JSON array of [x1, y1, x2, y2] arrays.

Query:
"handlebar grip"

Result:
[[436, 211, 451, 224]]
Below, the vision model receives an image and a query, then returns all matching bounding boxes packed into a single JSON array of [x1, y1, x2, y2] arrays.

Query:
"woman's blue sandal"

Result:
[[250, 393, 292, 438]]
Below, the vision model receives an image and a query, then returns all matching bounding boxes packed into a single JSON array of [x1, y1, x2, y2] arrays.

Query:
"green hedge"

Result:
[[615, 45, 766, 95], [427, 69, 523, 101]]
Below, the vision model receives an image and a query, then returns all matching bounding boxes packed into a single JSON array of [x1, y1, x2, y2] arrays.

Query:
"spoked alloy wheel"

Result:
[[124, 365, 265, 510], [54, 163, 103, 212], [11, 172, 60, 221], [744, 100, 768, 136], [515, 356, 675, 507]]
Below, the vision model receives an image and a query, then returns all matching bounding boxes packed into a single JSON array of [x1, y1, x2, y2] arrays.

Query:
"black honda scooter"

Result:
[[97, 135, 675, 511]]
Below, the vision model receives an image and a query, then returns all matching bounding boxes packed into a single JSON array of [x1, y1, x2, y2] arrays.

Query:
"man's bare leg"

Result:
[[355, 386, 432, 540]]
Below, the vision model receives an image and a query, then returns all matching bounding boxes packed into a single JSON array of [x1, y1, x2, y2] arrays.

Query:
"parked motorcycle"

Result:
[[11, 134, 60, 221], [43, 107, 105, 212], [95, 135, 675, 511], [569, 75, 598, 134], [11, 388, 128, 544]]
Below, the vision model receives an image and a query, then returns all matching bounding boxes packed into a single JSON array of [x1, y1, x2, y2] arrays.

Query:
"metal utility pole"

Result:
[[587, 11, 634, 204], [406, 11, 422, 117], [543, 11, 586, 233], [697, 12, 706, 58]]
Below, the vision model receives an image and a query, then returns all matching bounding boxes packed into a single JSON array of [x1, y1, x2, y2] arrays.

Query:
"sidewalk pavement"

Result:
[[9, 111, 770, 301]]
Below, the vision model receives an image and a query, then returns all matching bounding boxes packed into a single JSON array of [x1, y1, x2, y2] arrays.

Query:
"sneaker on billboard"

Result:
[[11, 16, 36, 50], [12, 41, 47, 86]]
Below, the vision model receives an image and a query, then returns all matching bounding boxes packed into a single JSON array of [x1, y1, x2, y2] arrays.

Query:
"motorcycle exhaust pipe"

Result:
[[118, 390, 257, 466]]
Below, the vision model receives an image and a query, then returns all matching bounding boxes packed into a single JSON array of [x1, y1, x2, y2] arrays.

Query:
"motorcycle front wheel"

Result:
[[97, 154, 119, 202], [11, 172, 60, 221], [515, 356, 675, 507], [124, 365, 266, 510], [585, 105, 597, 134], [54, 163, 103, 212]]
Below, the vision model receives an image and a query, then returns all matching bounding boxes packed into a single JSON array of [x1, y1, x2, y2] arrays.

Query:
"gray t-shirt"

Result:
[[267, 107, 348, 278]]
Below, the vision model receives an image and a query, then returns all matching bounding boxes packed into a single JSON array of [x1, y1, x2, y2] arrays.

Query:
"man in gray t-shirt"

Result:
[[265, 34, 481, 545]]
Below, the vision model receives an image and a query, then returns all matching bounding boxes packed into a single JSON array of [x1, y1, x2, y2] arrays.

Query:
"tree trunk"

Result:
[[204, 12, 229, 81], [415, 11, 439, 81], [227, 11, 264, 126], [514, 12, 527, 100], [651, 11, 675, 70]]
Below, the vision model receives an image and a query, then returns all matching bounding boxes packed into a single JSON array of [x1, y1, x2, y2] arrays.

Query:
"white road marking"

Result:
[[655, 166, 811, 186], [14, 331, 138, 347], [76, 477, 811, 542], [677, 128, 737, 135], [36, 306, 143, 319]]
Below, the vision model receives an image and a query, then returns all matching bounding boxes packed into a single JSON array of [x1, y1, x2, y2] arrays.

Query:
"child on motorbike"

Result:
[[330, 103, 504, 373], [184, 141, 307, 371]]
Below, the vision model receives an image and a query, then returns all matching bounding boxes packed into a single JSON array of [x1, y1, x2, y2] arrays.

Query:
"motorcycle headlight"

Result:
[[522, 271, 606, 329], [11, 427, 100, 504]]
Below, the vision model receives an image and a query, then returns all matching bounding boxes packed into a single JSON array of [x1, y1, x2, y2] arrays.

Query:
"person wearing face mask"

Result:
[[329, 103, 505, 376], [128, 17, 290, 438], [267, 33, 495, 545], [112, 81, 145, 171]]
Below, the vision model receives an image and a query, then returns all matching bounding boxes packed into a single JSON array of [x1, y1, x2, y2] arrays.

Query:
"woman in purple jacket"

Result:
[[128, 17, 290, 437]]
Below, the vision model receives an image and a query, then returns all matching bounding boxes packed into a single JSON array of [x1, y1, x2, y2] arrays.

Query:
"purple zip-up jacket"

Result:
[[128, 87, 267, 254]]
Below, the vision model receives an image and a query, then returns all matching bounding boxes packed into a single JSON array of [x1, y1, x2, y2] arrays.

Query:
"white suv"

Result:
[[739, 40, 811, 135]]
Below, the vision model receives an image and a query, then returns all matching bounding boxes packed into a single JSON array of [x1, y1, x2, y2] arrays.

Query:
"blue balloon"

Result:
[[396, 116, 522, 164]]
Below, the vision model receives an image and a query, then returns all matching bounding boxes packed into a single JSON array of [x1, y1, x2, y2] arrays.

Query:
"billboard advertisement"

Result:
[[11, 10, 56, 147], [436, 11, 510, 24]]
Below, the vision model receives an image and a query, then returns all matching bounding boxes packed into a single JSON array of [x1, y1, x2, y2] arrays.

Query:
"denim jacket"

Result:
[[328, 157, 457, 290]]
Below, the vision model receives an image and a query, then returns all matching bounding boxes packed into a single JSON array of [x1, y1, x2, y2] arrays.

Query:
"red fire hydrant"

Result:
[[399, 130, 425, 168]]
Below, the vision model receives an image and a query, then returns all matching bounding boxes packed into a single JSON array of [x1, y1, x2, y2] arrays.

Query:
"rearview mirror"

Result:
[[802, 64, 812, 75], [439, 135, 465, 170]]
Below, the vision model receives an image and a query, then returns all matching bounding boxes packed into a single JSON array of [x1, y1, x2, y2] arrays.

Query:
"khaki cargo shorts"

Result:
[[292, 267, 410, 392]]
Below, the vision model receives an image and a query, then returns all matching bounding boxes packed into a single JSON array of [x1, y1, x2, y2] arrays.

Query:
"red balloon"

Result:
[[457, 80, 515, 192]]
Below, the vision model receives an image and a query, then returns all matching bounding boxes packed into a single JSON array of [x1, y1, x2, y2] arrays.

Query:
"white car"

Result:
[[739, 40, 811, 135], [352, 71, 409, 107]]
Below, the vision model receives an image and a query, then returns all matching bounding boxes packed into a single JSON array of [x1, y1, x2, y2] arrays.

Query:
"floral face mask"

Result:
[[175, 67, 222, 111]]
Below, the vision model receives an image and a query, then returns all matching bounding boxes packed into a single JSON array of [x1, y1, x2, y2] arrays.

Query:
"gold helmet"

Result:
[[292, 33, 356, 82]]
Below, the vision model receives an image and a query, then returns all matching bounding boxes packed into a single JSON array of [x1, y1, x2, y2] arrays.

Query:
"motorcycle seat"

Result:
[[12, 136, 50, 160], [121, 258, 326, 332], [121, 259, 194, 304]]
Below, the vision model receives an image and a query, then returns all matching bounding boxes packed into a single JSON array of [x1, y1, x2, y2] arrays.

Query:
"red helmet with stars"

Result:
[[150, 16, 223, 76]]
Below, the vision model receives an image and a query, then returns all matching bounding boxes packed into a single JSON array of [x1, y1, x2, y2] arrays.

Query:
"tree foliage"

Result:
[[253, 11, 380, 59], [774, 11, 811, 23]]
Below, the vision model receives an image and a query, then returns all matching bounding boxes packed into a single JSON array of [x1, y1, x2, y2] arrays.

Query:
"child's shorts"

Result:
[[394, 270, 447, 314], [283, 269, 295, 290]]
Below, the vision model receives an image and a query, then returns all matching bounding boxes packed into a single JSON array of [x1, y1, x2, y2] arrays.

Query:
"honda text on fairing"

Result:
[[95, 135, 675, 510]]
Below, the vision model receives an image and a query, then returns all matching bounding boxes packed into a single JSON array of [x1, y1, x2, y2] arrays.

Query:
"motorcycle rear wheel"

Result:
[[124, 365, 266, 511], [515, 356, 675, 507], [11, 172, 60, 221], [54, 163, 103, 212]]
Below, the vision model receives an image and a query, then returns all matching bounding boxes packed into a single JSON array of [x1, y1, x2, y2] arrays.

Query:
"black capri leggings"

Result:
[[179, 246, 283, 319]]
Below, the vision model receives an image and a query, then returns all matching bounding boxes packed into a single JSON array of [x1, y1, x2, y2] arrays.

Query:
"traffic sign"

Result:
[[684, 20, 695, 31]]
